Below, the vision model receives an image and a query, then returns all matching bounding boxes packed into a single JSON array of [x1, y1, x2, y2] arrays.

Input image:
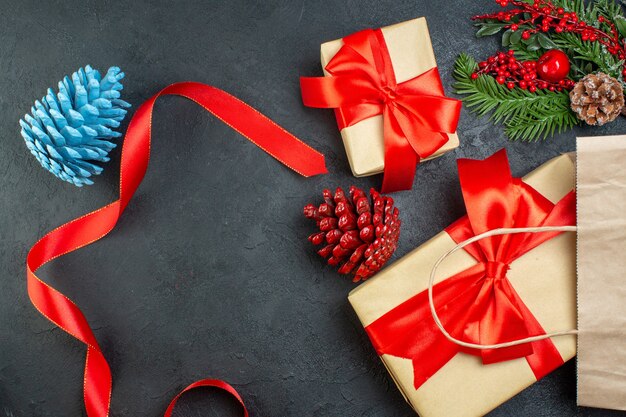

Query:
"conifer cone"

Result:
[[19, 65, 130, 186], [570, 72, 624, 126], [304, 186, 401, 282]]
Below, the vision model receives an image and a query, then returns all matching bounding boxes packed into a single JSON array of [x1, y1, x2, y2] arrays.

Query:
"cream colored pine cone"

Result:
[[570, 72, 624, 126]]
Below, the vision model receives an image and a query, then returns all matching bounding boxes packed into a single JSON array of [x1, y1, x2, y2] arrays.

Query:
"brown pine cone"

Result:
[[304, 186, 400, 282], [570, 72, 624, 126]]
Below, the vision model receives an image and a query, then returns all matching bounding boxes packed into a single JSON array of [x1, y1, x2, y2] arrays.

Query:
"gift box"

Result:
[[348, 151, 577, 417], [301, 18, 461, 193]]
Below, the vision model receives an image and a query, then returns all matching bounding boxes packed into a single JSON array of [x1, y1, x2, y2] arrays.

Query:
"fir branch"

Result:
[[453, 53, 579, 141], [551, 31, 624, 79], [549, 0, 625, 79], [504, 109, 579, 140], [590, 0, 614, 18], [475, 0, 626, 85]]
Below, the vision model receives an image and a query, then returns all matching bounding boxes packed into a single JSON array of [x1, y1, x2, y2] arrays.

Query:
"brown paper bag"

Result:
[[577, 135, 626, 411]]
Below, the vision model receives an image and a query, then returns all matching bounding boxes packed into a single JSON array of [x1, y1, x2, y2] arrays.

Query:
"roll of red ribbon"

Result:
[[26, 82, 327, 416]]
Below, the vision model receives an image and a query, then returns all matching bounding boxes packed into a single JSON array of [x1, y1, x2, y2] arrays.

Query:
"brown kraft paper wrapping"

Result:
[[348, 154, 577, 417], [577, 135, 626, 411], [320, 17, 460, 178]]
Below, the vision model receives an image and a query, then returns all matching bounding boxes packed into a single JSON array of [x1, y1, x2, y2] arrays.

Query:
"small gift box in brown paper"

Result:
[[348, 151, 576, 417], [301, 18, 461, 193]]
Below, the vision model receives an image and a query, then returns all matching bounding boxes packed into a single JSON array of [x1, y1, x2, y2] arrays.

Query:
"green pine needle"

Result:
[[550, 32, 624, 80], [453, 53, 579, 141]]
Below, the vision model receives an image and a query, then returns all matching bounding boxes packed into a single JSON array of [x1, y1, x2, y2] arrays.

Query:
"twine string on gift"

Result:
[[429, 225, 579, 350]]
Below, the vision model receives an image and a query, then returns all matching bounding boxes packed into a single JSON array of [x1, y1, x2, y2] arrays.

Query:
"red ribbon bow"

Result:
[[26, 82, 327, 416], [300, 28, 461, 193], [365, 150, 576, 389]]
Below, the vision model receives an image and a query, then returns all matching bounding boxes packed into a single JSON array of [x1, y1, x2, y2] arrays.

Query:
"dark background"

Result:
[[1, 0, 625, 416]]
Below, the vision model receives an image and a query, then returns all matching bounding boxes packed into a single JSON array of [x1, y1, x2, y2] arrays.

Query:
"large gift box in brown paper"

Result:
[[348, 152, 576, 417], [319, 17, 460, 178]]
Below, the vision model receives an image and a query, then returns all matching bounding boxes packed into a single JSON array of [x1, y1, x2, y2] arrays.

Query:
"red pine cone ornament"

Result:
[[304, 186, 401, 282]]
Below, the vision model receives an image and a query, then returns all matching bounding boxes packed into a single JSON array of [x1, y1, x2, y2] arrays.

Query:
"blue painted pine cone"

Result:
[[19, 66, 131, 186]]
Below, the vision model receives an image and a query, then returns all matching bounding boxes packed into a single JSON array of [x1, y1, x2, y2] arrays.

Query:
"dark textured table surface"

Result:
[[2, 0, 626, 416]]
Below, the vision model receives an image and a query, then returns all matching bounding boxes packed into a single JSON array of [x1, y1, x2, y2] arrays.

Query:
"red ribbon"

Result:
[[164, 379, 248, 417], [300, 28, 461, 193], [26, 82, 327, 416], [365, 149, 575, 389]]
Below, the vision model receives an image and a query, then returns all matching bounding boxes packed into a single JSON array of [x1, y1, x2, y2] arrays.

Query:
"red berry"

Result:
[[529, 85, 537, 92], [471, 72, 479, 79], [496, 76, 506, 84], [508, 50, 515, 56], [537, 50, 570, 83], [506, 81, 515, 89], [510, 24, 519, 31], [519, 80, 528, 89], [522, 31, 531, 40]]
